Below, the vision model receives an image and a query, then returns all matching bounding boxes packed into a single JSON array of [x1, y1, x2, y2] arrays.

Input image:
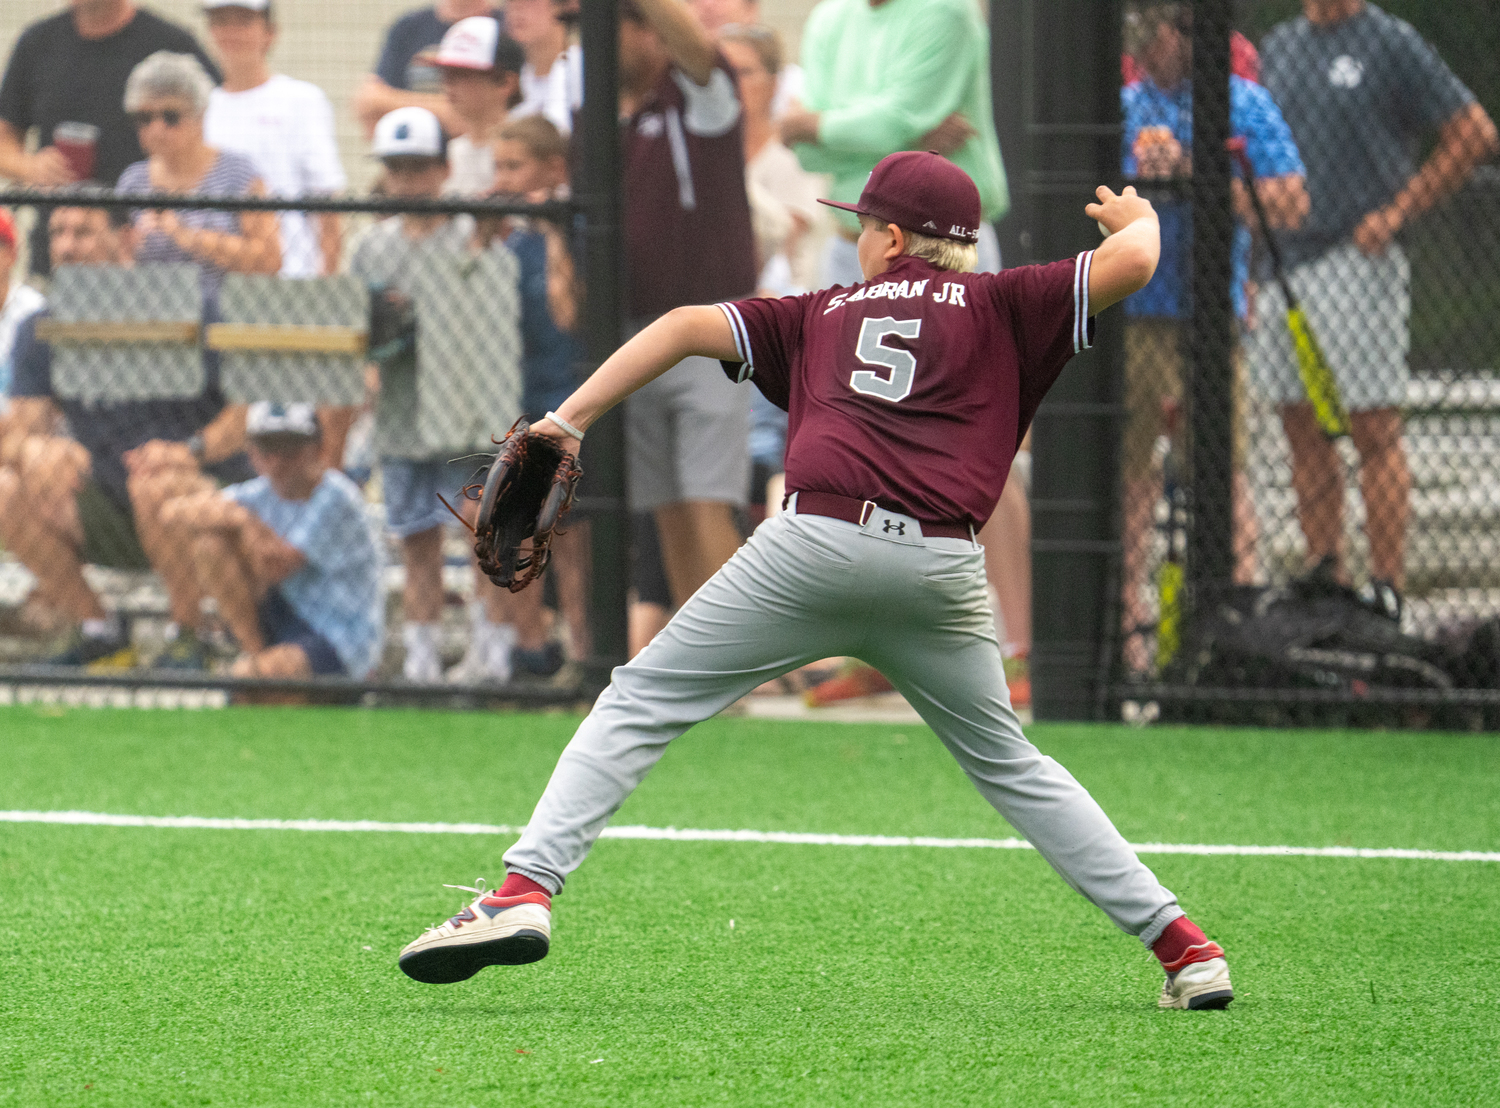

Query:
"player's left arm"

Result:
[[532, 307, 739, 448], [1084, 186, 1161, 313]]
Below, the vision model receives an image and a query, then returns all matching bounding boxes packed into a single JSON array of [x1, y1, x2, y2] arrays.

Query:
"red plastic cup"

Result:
[[53, 121, 100, 181]]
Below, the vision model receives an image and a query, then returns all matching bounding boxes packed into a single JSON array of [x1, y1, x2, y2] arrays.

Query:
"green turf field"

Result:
[[2, 706, 1498, 1107]]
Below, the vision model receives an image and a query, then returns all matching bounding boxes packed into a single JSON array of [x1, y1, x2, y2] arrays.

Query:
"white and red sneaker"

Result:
[[399, 882, 551, 984], [1158, 941, 1234, 1009]]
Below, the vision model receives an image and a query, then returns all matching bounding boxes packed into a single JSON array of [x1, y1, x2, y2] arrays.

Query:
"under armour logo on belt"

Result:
[[882, 519, 906, 535]]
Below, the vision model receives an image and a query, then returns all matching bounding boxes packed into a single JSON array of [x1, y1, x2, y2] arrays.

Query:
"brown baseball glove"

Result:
[[449, 417, 583, 593]]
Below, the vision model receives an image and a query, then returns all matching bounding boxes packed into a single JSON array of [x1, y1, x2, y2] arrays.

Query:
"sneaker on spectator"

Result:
[[803, 661, 894, 707], [1363, 578, 1404, 624], [511, 641, 565, 678], [402, 623, 444, 683], [47, 628, 133, 669], [446, 621, 515, 685], [155, 629, 209, 671]]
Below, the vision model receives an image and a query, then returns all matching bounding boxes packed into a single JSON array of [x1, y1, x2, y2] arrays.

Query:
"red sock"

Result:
[[498, 872, 551, 900], [1152, 916, 1223, 972]]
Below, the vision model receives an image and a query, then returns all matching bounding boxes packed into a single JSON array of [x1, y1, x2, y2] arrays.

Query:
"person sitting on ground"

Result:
[[431, 15, 525, 196], [0, 203, 252, 669], [349, 107, 487, 683], [116, 50, 281, 297], [159, 402, 383, 681]]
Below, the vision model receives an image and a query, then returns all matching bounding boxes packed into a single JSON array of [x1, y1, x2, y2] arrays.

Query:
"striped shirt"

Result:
[[117, 149, 261, 298]]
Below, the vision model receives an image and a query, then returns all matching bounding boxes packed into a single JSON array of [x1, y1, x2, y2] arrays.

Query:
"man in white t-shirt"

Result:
[[505, 0, 582, 135], [200, 0, 346, 277]]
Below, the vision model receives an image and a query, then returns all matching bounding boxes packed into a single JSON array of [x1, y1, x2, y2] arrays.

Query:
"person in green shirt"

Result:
[[781, 0, 1008, 285], [781, 0, 1030, 712]]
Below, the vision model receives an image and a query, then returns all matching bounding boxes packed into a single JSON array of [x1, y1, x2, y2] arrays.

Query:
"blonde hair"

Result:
[[497, 114, 568, 162], [859, 214, 979, 273]]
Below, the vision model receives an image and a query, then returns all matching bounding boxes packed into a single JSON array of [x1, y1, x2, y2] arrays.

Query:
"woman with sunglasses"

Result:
[[116, 50, 281, 294]]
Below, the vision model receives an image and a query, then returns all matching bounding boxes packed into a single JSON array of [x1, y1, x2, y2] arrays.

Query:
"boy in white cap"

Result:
[[352, 107, 513, 683], [430, 15, 525, 195], [159, 402, 383, 681]]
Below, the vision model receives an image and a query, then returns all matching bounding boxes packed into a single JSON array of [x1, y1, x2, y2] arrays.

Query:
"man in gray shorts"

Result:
[[1250, 0, 1497, 614], [618, 0, 757, 608]]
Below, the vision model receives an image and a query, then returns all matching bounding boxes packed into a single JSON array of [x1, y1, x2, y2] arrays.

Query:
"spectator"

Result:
[[1123, 27, 1262, 86], [160, 402, 383, 681], [0, 0, 219, 275], [466, 113, 589, 674], [782, 0, 1008, 285], [717, 23, 826, 293], [689, 0, 802, 117], [506, 0, 582, 135], [0, 210, 46, 403], [0, 203, 252, 669], [1250, 0, 1498, 618], [1118, 2, 1308, 671], [201, 0, 346, 278], [618, 0, 757, 609], [354, 0, 500, 139], [116, 51, 282, 297], [348, 107, 484, 683], [432, 16, 526, 196]]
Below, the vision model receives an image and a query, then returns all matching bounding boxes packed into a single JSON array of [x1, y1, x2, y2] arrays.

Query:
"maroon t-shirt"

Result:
[[718, 252, 1096, 528], [624, 56, 757, 319]]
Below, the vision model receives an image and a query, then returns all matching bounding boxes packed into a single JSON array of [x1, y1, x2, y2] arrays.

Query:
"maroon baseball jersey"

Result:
[[718, 251, 1095, 527], [624, 55, 757, 319]]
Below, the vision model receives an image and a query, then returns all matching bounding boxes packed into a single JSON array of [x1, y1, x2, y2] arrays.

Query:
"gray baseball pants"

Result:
[[504, 499, 1185, 947]]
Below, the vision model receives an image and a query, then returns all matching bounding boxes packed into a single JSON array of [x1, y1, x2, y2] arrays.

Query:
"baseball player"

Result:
[[399, 151, 1234, 1010]]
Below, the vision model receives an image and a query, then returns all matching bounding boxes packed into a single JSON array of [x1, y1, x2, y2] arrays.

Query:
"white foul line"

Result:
[[2, 810, 1497, 863]]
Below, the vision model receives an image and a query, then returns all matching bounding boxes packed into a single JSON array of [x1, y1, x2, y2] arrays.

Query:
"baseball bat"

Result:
[[1227, 137, 1350, 438]]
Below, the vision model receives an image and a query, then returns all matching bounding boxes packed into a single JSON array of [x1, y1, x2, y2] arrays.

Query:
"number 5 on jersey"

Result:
[[850, 317, 922, 402]]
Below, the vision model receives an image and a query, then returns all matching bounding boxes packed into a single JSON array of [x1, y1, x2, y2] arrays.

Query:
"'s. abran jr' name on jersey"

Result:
[[824, 279, 969, 314]]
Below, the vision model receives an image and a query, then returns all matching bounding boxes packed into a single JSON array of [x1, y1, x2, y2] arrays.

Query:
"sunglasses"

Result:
[[130, 109, 184, 129]]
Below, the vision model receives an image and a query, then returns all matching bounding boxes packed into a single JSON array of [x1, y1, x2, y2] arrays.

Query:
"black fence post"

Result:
[[1188, 0, 1235, 595], [991, 0, 1125, 720], [576, 0, 630, 679]]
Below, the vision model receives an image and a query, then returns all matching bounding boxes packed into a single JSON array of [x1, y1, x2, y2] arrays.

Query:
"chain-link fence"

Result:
[[0, 187, 621, 705], [1115, 0, 1500, 726]]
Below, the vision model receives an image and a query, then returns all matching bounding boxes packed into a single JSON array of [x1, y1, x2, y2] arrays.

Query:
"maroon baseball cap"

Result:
[[818, 150, 982, 244]]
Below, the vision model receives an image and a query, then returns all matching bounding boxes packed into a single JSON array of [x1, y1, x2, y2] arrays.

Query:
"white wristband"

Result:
[[544, 410, 585, 442]]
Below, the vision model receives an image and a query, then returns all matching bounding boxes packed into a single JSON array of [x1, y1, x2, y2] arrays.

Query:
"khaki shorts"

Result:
[[1123, 319, 1248, 482]]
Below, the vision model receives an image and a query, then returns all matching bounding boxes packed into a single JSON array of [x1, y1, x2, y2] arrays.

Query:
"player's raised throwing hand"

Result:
[[1085, 185, 1161, 312]]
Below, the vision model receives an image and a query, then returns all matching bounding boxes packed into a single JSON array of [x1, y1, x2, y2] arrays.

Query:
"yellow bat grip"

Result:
[[1288, 307, 1351, 438]]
